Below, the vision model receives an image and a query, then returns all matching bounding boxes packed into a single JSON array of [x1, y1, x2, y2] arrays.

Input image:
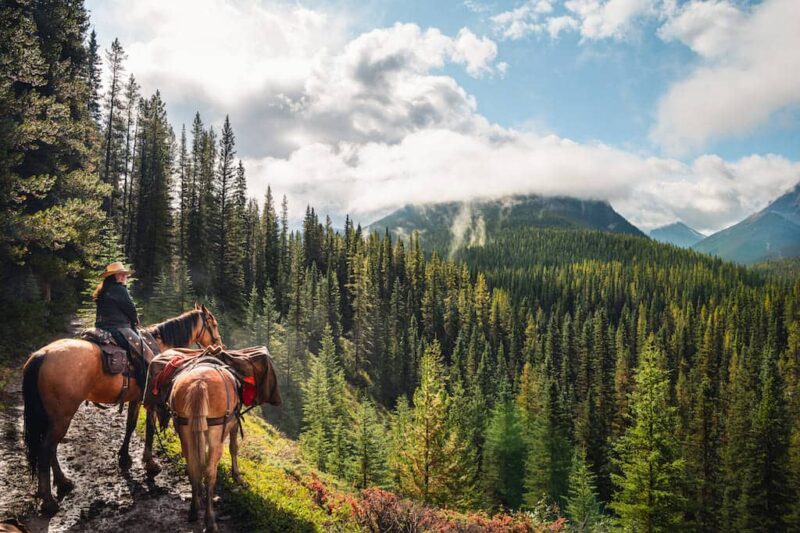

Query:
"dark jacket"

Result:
[[95, 278, 140, 329]]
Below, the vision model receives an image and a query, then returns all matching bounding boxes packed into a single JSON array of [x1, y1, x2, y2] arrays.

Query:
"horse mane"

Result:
[[146, 309, 199, 348]]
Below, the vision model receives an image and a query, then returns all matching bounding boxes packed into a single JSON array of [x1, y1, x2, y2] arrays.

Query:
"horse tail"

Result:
[[186, 380, 208, 480], [23, 352, 48, 477]]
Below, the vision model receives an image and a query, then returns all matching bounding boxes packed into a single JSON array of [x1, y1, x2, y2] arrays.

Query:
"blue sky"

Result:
[[373, 0, 798, 161], [87, 0, 800, 232]]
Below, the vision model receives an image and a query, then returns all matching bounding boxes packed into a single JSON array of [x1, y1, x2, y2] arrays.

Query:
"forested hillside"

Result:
[[2, 1, 799, 531], [368, 194, 644, 255]]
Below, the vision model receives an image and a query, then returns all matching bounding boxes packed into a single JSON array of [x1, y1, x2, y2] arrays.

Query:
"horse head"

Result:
[[193, 303, 223, 348]]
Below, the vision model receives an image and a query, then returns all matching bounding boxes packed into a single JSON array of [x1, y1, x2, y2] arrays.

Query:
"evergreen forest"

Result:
[[1, 2, 799, 531]]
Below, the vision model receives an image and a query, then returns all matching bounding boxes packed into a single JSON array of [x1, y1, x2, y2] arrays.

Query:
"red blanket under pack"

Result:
[[151, 354, 193, 397]]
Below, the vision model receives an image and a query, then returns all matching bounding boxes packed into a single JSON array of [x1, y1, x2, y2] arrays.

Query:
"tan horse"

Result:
[[22, 304, 222, 515], [170, 356, 280, 532]]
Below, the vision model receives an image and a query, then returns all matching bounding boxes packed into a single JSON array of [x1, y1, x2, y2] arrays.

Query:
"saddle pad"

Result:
[[79, 327, 114, 345], [151, 354, 193, 397]]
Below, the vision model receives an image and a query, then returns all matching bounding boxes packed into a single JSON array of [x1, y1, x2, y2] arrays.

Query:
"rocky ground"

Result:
[[0, 360, 242, 533]]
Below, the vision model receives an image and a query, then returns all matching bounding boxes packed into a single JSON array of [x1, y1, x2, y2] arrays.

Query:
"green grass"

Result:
[[137, 412, 361, 532]]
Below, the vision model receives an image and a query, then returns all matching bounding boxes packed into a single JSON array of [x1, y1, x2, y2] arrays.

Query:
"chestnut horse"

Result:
[[170, 356, 279, 532], [22, 304, 222, 515]]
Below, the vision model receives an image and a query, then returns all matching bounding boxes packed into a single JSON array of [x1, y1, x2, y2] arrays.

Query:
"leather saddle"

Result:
[[80, 328, 129, 374], [80, 328, 161, 406]]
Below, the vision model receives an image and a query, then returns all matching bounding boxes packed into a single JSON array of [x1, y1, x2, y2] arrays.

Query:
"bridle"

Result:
[[195, 311, 221, 348]]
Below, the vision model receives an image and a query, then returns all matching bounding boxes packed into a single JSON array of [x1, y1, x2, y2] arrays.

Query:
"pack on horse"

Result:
[[21, 263, 223, 515], [146, 346, 281, 532]]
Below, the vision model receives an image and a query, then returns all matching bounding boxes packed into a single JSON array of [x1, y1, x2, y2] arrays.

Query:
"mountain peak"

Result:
[[649, 221, 705, 248], [369, 194, 645, 254], [693, 183, 800, 264]]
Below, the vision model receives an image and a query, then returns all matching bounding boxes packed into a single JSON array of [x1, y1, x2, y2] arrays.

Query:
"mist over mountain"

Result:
[[649, 222, 705, 248], [693, 184, 800, 264], [368, 194, 645, 255]]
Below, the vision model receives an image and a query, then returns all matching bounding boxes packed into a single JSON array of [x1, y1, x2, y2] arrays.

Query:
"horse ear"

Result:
[[201, 303, 208, 313], [194, 302, 200, 310]]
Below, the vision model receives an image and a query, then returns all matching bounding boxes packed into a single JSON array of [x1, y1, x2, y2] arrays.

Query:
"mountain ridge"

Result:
[[368, 194, 646, 253], [649, 221, 705, 248], [693, 183, 800, 264]]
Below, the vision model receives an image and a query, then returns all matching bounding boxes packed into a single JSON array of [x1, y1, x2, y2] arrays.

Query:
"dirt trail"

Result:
[[0, 362, 242, 533]]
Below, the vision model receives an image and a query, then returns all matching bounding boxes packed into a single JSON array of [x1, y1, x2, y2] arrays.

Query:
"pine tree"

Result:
[[327, 417, 353, 482], [0, 0, 108, 310], [131, 92, 174, 295], [278, 194, 290, 314], [86, 29, 102, 122], [388, 396, 412, 491], [749, 350, 792, 530], [446, 377, 482, 509], [482, 388, 527, 509], [518, 362, 553, 507], [720, 348, 756, 530], [348, 253, 375, 380], [177, 124, 191, 263], [396, 341, 464, 505], [101, 38, 127, 219], [611, 340, 685, 532], [260, 284, 277, 349], [300, 346, 334, 470], [186, 113, 216, 297], [120, 74, 140, 250], [350, 400, 388, 489], [214, 116, 244, 311], [565, 448, 604, 533], [259, 186, 280, 296]]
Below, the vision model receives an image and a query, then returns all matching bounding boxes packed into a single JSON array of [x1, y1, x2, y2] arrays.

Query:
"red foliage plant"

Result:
[[302, 477, 565, 532]]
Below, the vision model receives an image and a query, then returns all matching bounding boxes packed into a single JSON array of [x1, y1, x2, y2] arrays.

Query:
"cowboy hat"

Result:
[[100, 261, 135, 278]]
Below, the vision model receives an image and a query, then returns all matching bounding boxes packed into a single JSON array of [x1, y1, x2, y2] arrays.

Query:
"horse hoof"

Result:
[[40, 497, 59, 516], [232, 473, 244, 486], [57, 478, 75, 496], [118, 454, 132, 470], [145, 460, 162, 477], [204, 523, 219, 533]]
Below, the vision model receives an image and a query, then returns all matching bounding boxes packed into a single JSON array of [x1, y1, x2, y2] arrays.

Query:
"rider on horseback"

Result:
[[93, 262, 142, 356]]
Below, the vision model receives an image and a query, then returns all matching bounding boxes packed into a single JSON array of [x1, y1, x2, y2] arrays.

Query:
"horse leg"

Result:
[[38, 416, 71, 514], [118, 400, 140, 470], [229, 420, 243, 485], [179, 424, 203, 523], [142, 409, 162, 476], [204, 427, 224, 533], [52, 442, 74, 496]]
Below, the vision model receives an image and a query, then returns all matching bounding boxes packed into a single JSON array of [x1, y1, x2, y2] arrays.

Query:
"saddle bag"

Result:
[[80, 328, 129, 375], [102, 349, 129, 374]]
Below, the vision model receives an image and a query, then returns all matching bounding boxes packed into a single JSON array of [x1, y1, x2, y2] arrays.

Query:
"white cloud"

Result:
[[245, 128, 800, 233], [652, 0, 800, 153], [616, 154, 800, 232], [453, 28, 499, 77], [302, 23, 503, 147], [564, 0, 655, 41], [657, 0, 744, 58], [88, 2, 501, 157], [464, 0, 492, 14], [91, 0, 343, 109], [546, 15, 580, 38], [492, 0, 653, 41], [88, 0, 800, 233], [491, 0, 553, 40]]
